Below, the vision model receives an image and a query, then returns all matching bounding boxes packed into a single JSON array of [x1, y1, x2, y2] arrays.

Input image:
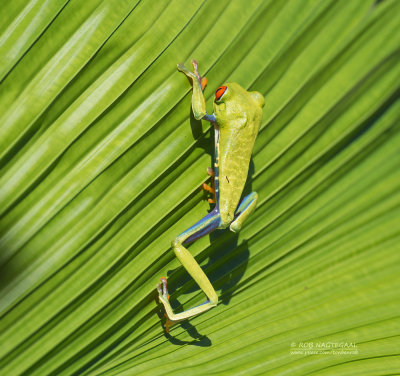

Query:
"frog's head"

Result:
[[213, 82, 264, 114]]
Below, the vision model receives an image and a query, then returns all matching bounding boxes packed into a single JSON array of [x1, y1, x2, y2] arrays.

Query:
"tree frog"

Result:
[[157, 60, 264, 332]]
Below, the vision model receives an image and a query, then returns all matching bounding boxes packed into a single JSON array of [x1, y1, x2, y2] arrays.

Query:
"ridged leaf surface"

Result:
[[0, 0, 399, 375]]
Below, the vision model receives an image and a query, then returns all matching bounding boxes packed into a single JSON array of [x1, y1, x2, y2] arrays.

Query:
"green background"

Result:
[[0, 0, 399, 374]]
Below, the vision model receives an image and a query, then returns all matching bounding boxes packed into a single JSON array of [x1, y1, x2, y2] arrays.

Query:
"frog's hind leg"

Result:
[[157, 208, 221, 332], [229, 192, 258, 233]]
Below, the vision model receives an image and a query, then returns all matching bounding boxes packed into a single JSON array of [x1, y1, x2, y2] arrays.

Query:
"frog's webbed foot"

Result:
[[157, 276, 170, 301], [176, 62, 193, 77], [157, 277, 178, 333], [177, 59, 208, 120], [177, 60, 207, 91], [202, 167, 216, 204], [191, 59, 208, 90]]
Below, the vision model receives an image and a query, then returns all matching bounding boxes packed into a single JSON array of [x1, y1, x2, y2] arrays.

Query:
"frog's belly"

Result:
[[218, 154, 250, 228]]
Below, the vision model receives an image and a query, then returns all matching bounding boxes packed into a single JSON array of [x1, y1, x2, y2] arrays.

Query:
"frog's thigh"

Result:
[[230, 192, 258, 233]]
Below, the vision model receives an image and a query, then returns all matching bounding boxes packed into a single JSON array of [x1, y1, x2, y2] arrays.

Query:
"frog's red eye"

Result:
[[215, 86, 227, 101]]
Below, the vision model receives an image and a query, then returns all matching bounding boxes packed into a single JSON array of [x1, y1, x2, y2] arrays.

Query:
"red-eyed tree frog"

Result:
[[157, 60, 264, 332]]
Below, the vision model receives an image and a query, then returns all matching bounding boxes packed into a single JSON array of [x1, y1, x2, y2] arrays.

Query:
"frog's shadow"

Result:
[[160, 115, 252, 345]]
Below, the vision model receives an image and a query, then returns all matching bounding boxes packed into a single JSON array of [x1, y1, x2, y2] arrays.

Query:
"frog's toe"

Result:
[[177, 63, 197, 81], [191, 59, 204, 83], [164, 314, 176, 333], [200, 77, 207, 90], [157, 276, 170, 302], [191, 59, 198, 69]]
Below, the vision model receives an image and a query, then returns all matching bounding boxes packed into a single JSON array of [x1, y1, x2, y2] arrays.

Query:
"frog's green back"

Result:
[[214, 83, 264, 227]]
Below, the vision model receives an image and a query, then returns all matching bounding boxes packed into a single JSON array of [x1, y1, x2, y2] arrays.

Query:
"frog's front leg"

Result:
[[177, 60, 216, 123], [157, 208, 221, 332], [230, 192, 258, 233]]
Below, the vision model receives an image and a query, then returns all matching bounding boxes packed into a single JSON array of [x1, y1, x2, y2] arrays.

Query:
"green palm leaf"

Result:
[[0, 0, 399, 374]]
